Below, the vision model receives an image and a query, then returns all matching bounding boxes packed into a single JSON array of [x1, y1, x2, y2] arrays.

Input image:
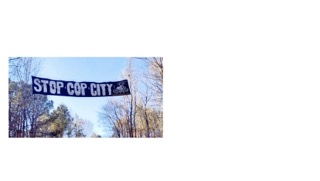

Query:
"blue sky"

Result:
[[38, 57, 142, 137]]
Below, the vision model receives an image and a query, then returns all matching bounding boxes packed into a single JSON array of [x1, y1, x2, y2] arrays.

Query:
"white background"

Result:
[[1, 0, 320, 180]]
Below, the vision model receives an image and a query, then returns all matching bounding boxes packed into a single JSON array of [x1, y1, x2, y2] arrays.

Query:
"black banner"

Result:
[[32, 76, 130, 97]]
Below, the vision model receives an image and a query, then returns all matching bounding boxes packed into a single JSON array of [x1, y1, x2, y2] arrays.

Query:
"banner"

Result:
[[32, 76, 130, 97]]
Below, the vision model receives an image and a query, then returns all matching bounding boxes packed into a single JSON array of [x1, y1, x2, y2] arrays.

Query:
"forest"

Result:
[[8, 57, 163, 138]]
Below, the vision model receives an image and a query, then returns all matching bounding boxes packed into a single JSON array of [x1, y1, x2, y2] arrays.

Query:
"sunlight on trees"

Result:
[[99, 57, 163, 138]]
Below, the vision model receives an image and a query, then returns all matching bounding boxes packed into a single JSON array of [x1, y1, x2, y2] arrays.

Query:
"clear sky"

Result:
[[38, 57, 139, 137]]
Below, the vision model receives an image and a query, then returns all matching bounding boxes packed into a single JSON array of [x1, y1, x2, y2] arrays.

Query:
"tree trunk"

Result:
[[145, 110, 150, 138]]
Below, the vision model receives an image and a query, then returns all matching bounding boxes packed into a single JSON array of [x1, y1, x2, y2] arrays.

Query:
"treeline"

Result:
[[8, 57, 96, 138], [99, 57, 163, 138]]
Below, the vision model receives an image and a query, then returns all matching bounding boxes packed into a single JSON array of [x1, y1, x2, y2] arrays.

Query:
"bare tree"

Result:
[[145, 57, 163, 109], [137, 57, 163, 137], [134, 57, 163, 109], [121, 59, 139, 137], [9, 57, 41, 83], [137, 80, 153, 137], [100, 100, 128, 137], [99, 57, 163, 138], [69, 114, 94, 138], [8, 57, 51, 138]]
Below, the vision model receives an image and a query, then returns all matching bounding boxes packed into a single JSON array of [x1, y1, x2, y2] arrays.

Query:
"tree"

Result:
[[135, 57, 163, 137], [137, 81, 152, 137], [99, 59, 139, 138], [8, 57, 53, 138], [100, 100, 128, 137], [122, 59, 139, 137], [66, 114, 93, 138], [144, 57, 163, 110], [46, 104, 73, 138], [99, 57, 163, 138], [9, 57, 41, 83], [134, 57, 163, 109]]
